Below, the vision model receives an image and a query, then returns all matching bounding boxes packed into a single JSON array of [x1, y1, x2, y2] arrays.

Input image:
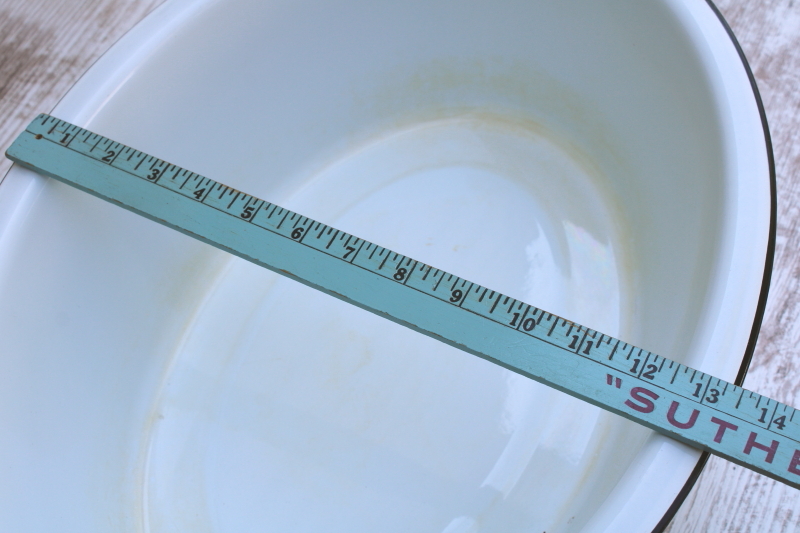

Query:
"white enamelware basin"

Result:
[[0, 1, 772, 532]]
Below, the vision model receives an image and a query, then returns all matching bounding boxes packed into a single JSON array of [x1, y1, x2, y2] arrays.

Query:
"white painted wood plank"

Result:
[[0, 0, 166, 182]]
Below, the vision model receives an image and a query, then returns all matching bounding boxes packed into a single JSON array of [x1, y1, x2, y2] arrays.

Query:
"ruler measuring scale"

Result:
[[5, 113, 799, 490]]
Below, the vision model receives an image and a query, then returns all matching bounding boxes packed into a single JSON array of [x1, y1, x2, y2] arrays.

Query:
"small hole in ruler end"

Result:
[[35, 134, 42, 139]]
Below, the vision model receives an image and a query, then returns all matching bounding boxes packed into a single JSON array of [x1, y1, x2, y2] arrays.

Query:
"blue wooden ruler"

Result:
[[6, 114, 799, 490]]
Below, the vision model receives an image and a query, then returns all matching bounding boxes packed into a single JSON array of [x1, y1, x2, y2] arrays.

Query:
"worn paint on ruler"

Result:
[[5, 114, 799, 490]]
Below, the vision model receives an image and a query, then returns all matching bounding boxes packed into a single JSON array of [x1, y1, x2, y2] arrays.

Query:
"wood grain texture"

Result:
[[0, 0, 166, 182], [0, 0, 798, 531]]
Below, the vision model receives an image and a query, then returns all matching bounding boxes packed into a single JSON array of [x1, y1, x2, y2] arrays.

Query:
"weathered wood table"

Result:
[[1, 0, 798, 530]]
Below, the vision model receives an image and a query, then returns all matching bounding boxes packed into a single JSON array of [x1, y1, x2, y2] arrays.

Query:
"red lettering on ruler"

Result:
[[624, 387, 658, 414], [743, 431, 779, 464], [710, 417, 738, 443], [789, 450, 800, 475], [666, 401, 699, 429]]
